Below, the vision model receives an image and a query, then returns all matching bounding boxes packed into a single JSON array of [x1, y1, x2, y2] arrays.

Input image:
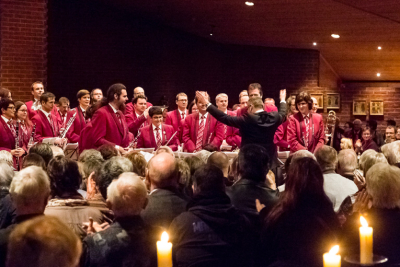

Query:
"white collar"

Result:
[[302, 112, 311, 119], [109, 103, 118, 113], [40, 108, 51, 118], [135, 111, 144, 118], [199, 112, 208, 119], [178, 108, 187, 114], [1, 115, 10, 124], [254, 109, 263, 114], [152, 124, 162, 131], [80, 106, 86, 113]]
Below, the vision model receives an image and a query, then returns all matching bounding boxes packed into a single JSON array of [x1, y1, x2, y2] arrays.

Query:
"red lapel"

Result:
[[107, 105, 124, 137], [149, 125, 157, 148], [38, 110, 55, 136], [0, 118, 15, 148]]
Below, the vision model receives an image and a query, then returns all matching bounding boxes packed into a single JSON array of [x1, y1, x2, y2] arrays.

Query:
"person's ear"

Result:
[[114, 93, 118, 101]]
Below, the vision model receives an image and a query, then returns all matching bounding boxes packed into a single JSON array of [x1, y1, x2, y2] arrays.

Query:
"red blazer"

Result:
[[226, 126, 241, 149], [31, 110, 60, 143], [80, 121, 94, 151], [165, 109, 189, 133], [182, 113, 224, 152], [124, 102, 153, 116], [26, 100, 58, 120], [137, 124, 179, 151], [0, 118, 16, 152], [274, 120, 290, 151], [287, 112, 325, 154], [66, 107, 87, 143], [91, 105, 130, 148], [126, 111, 151, 135]]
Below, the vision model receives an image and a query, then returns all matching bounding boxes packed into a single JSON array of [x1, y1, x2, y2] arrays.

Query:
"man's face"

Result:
[[290, 99, 298, 114], [133, 87, 145, 98], [92, 89, 103, 101], [79, 94, 91, 108], [240, 96, 249, 109], [239, 91, 248, 102], [386, 128, 395, 140], [117, 89, 128, 110], [311, 98, 318, 113], [396, 128, 400, 140], [216, 96, 228, 111], [2, 103, 15, 119], [248, 89, 260, 99], [176, 96, 188, 110], [297, 101, 309, 115], [32, 83, 44, 99], [59, 102, 70, 114], [196, 101, 207, 114], [42, 98, 55, 113], [151, 114, 163, 127], [134, 98, 147, 113], [354, 122, 361, 131]]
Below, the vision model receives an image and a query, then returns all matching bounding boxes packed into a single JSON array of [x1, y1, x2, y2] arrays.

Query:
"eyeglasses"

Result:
[[7, 107, 15, 110], [19, 109, 28, 113], [178, 99, 187, 102]]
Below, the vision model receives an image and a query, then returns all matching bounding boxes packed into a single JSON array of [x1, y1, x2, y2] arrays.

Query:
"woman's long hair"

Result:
[[267, 157, 332, 225]]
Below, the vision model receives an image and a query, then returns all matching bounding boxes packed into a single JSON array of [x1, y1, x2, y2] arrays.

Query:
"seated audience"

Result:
[[141, 153, 188, 229], [50, 144, 64, 157], [169, 165, 251, 267], [343, 121, 353, 133], [227, 145, 279, 230], [44, 156, 103, 239], [29, 143, 53, 166], [260, 157, 340, 267], [0, 162, 15, 229], [82, 173, 158, 267], [340, 137, 354, 150], [124, 151, 147, 177], [337, 149, 358, 180], [155, 145, 174, 157], [22, 153, 46, 170], [315, 146, 358, 211], [342, 164, 400, 265], [0, 166, 50, 266], [396, 127, 400, 140], [355, 127, 380, 154], [97, 143, 119, 160], [0, 151, 13, 170], [385, 125, 396, 143], [6, 216, 81, 267], [207, 152, 232, 186], [361, 151, 388, 178], [177, 159, 191, 194], [382, 141, 400, 167], [344, 119, 362, 146], [367, 120, 384, 147]]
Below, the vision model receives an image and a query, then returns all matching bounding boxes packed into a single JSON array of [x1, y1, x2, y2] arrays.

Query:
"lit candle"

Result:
[[323, 245, 341, 267], [157, 231, 172, 267], [360, 216, 373, 264]]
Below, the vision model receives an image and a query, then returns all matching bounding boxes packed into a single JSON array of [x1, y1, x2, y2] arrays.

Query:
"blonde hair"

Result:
[[340, 138, 354, 150], [362, 151, 388, 176], [0, 150, 13, 168], [215, 93, 228, 102]]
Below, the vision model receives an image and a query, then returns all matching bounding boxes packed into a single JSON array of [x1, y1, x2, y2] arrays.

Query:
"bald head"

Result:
[[133, 87, 145, 98], [147, 153, 178, 190], [207, 152, 229, 177]]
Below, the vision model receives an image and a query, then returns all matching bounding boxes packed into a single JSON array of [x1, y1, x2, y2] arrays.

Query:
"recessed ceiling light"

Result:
[[313, 42, 317, 46], [245, 2, 254, 6], [378, 46, 382, 50], [210, 33, 213, 36], [377, 73, 381, 77], [331, 34, 340, 38]]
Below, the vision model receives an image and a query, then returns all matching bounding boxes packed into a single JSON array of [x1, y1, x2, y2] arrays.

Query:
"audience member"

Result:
[[342, 164, 400, 265], [177, 159, 191, 193], [315, 146, 358, 211], [141, 153, 187, 229], [396, 127, 400, 140], [227, 145, 278, 229], [183, 156, 204, 197], [97, 143, 119, 160], [340, 137, 354, 150], [0, 166, 50, 267], [44, 156, 103, 239], [29, 143, 53, 166], [337, 149, 358, 180], [367, 120, 384, 146], [343, 121, 353, 132], [0, 151, 13, 169], [383, 141, 400, 167], [50, 145, 64, 157], [124, 151, 147, 177], [22, 153, 46, 170], [387, 119, 396, 127], [0, 162, 15, 229], [385, 125, 396, 143], [6, 216, 81, 267], [82, 173, 158, 267], [207, 152, 232, 186], [260, 157, 340, 267], [169, 165, 251, 267], [362, 151, 388, 177], [344, 119, 362, 146], [355, 127, 380, 154], [155, 145, 174, 157]]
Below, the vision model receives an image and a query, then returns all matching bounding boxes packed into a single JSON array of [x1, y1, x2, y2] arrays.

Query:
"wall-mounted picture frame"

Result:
[[327, 93, 340, 109], [310, 94, 323, 109], [370, 100, 384, 116], [353, 100, 367, 115]]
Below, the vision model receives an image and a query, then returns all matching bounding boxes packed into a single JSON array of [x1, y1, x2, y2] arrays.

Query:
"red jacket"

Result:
[[31, 110, 60, 143], [182, 112, 224, 152], [287, 112, 325, 154], [164, 109, 189, 134], [274, 120, 290, 151], [26, 100, 58, 121], [137, 124, 179, 151], [124, 102, 152, 116], [91, 105, 130, 148], [0, 118, 28, 169], [226, 126, 241, 149], [125, 111, 151, 136], [66, 107, 87, 143], [79, 121, 94, 151]]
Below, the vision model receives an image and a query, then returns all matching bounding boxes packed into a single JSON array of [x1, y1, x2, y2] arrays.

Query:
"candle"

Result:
[[360, 216, 373, 264], [323, 245, 341, 267], [157, 231, 172, 267]]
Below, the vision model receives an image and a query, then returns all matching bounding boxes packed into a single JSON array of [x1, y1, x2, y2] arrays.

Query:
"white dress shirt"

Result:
[[198, 112, 208, 126], [1, 115, 11, 129], [152, 124, 162, 144]]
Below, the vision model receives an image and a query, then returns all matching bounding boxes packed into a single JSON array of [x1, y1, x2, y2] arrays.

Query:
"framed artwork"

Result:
[[370, 100, 384, 115], [327, 93, 340, 109], [353, 100, 367, 115], [310, 94, 323, 109]]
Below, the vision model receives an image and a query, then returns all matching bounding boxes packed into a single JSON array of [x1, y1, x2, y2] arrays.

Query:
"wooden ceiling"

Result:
[[106, 0, 400, 81]]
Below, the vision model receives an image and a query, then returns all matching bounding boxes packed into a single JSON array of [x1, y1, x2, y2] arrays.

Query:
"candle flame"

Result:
[[360, 216, 368, 227], [329, 245, 339, 255], [161, 231, 169, 242]]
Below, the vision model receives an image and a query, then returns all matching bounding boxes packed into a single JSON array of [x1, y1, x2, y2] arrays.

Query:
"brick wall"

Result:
[[0, 0, 48, 102]]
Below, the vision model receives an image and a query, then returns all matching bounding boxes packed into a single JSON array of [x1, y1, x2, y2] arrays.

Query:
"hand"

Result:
[[255, 199, 266, 213], [124, 147, 133, 153], [118, 146, 127, 155], [355, 139, 362, 148], [279, 89, 286, 102], [143, 107, 151, 118], [353, 189, 371, 213], [11, 148, 25, 157], [82, 217, 109, 234], [266, 170, 277, 190], [195, 91, 209, 105], [86, 172, 96, 200], [354, 170, 366, 191]]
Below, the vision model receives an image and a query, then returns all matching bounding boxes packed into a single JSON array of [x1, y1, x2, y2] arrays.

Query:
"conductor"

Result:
[[195, 90, 287, 165]]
